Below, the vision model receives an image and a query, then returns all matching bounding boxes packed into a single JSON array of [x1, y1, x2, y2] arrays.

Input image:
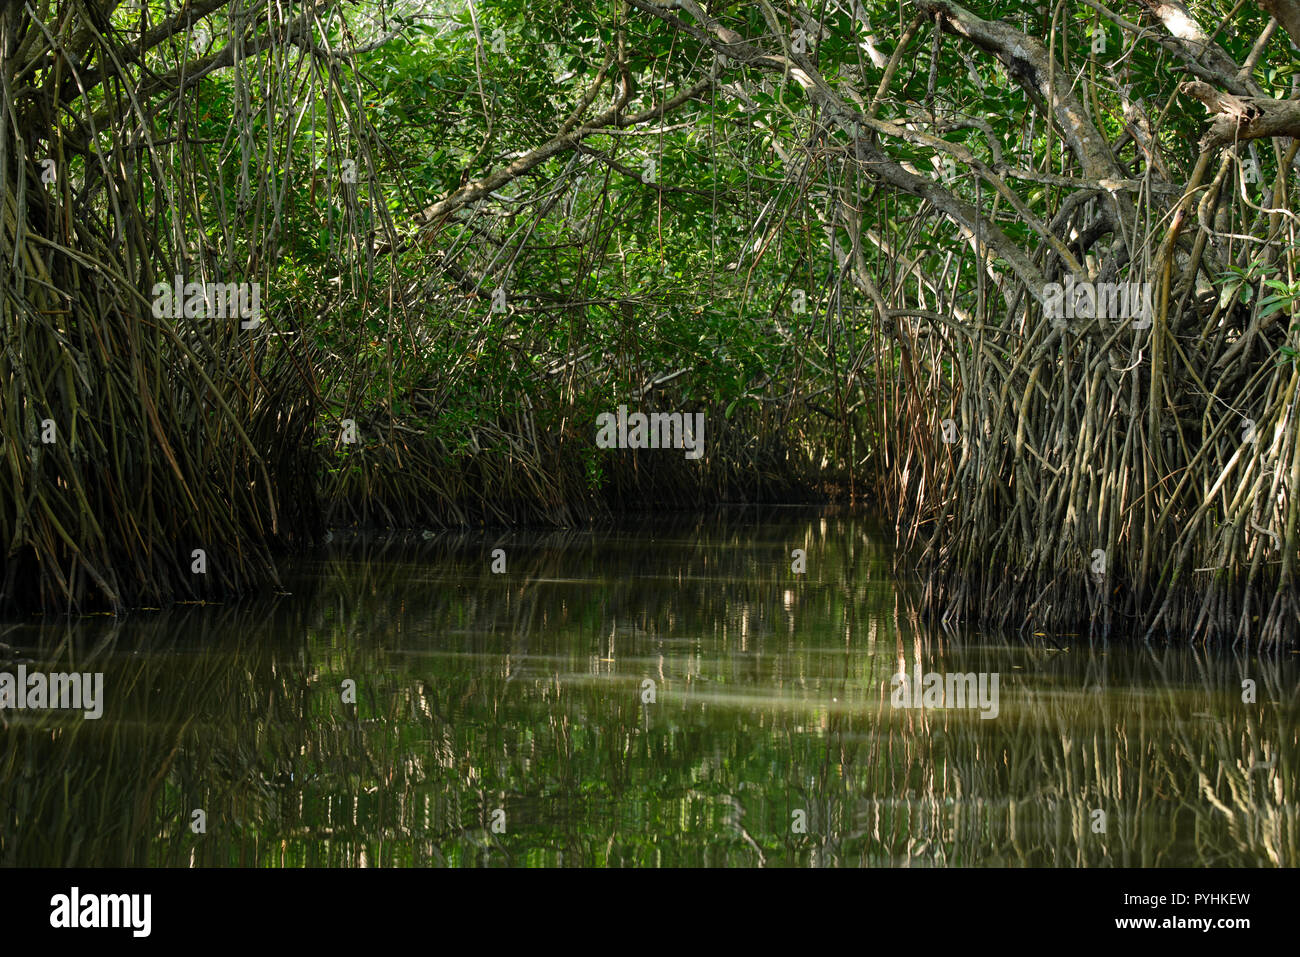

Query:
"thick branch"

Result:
[[1258, 0, 1300, 49], [628, 0, 1049, 292], [1182, 80, 1300, 149], [914, 0, 1124, 183], [1139, 1, 1250, 91]]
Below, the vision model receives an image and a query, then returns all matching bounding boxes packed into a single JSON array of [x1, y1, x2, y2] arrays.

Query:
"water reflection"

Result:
[[0, 507, 1295, 866]]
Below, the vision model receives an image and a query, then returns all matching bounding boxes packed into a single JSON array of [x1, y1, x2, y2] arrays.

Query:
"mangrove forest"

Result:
[[1, 0, 1299, 880]]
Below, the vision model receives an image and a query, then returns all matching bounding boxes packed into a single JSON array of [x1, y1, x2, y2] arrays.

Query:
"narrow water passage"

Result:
[[1, 508, 1294, 866]]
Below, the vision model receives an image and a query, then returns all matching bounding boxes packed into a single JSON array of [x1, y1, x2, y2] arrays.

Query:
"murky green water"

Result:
[[1, 508, 1295, 866]]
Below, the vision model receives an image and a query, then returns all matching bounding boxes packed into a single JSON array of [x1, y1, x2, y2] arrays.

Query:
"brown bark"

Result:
[[1182, 80, 1300, 149]]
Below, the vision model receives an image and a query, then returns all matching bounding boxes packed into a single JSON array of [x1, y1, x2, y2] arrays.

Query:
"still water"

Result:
[[1, 508, 1295, 866]]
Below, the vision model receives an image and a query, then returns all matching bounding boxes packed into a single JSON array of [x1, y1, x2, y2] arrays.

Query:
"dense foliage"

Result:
[[4, 1, 1300, 641]]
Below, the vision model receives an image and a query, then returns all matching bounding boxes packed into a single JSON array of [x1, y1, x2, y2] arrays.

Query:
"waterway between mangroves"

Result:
[[1, 507, 1295, 866]]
